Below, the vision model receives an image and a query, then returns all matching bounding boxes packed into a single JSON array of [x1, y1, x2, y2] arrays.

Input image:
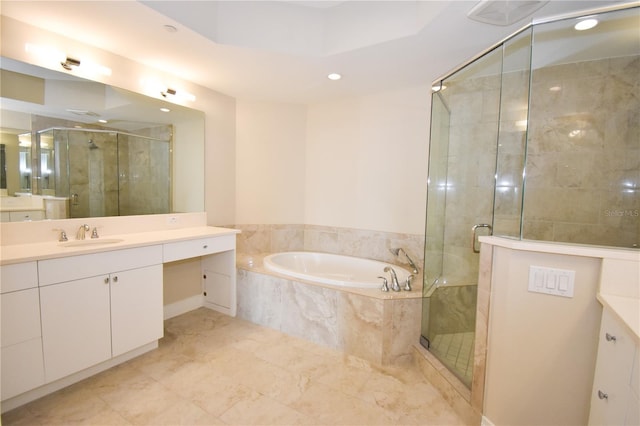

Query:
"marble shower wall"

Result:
[[236, 268, 421, 365], [524, 55, 639, 247], [234, 224, 424, 271]]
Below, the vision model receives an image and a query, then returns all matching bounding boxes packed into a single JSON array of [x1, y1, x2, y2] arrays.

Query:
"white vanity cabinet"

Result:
[[0, 262, 45, 400], [589, 309, 639, 425], [38, 246, 163, 383], [164, 234, 237, 316]]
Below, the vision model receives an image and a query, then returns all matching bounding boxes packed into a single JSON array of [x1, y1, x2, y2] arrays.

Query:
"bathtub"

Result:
[[263, 251, 412, 289]]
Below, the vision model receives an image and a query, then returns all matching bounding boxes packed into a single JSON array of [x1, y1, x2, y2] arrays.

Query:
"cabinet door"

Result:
[[110, 265, 163, 357], [1, 289, 45, 399], [589, 310, 636, 425], [40, 276, 112, 383]]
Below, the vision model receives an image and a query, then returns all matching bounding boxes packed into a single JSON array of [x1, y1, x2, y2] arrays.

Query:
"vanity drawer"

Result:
[[0, 262, 38, 293], [38, 245, 163, 286], [163, 235, 235, 263], [1, 288, 41, 347]]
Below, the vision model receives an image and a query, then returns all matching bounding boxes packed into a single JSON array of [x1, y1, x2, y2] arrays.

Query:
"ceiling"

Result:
[[0, 0, 633, 104]]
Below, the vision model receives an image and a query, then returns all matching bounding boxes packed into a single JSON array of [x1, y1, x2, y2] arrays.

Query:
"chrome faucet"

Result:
[[390, 247, 419, 274], [76, 224, 90, 240], [384, 266, 401, 292]]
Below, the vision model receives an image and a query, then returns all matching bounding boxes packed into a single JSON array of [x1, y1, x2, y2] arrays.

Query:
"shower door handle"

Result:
[[472, 224, 492, 253]]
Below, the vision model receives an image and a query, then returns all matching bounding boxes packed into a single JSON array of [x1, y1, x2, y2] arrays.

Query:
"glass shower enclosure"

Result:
[[37, 127, 171, 218], [422, 5, 639, 388]]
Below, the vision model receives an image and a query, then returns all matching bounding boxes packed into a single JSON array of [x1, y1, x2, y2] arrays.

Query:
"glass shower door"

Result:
[[421, 47, 504, 388], [65, 130, 119, 218]]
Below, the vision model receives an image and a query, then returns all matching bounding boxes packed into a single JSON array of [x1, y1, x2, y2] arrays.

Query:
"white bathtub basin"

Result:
[[263, 251, 411, 288]]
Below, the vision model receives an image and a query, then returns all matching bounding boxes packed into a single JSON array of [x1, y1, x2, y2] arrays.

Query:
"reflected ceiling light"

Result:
[[327, 73, 342, 81], [574, 18, 598, 31], [549, 85, 562, 92], [160, 107, 171, 113], [431, 83, 447, 92]]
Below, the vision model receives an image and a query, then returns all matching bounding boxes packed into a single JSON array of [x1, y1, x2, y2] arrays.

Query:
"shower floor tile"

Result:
[[430, 331, 474, 386], [2, 308, 465, 426]]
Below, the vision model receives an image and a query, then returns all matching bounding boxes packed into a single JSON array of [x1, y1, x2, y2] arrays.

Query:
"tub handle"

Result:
[[404, 275, 414, 291], [378, 276, 389, 292]]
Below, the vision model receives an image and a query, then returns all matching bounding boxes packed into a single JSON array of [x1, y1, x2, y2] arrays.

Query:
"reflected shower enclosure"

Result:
[[422, 5, 639, 389], [37, 127, 171, 218]]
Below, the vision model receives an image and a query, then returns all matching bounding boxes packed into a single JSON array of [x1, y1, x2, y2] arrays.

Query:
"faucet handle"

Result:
[[378, 276, 389, 292], [404, 275, 414, 291], [53, 228, 68, 242], [91, 227, 99, 239]]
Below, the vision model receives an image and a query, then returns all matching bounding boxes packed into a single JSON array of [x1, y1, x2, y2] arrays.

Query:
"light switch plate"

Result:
[[528, 266, 575, 298]]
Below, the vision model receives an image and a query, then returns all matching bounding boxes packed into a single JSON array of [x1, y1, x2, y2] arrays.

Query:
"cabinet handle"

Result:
[[597, 390, 608, 400], [605, 333, 616, 342], [113, 276, 118, 283], [203, 244, 208, 249], [104, 277, 109, 284]]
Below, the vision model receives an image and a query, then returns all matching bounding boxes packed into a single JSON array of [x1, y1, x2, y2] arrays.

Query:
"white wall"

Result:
[[235, 100, 306, 224], [305, 87, 431, 235], [484, 246, 602, 425]]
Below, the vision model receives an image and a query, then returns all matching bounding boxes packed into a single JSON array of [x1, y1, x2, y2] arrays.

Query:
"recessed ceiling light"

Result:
[[327, 73, 342, 81], [574, 18, 598, 31], [160, 107, 171, 113]]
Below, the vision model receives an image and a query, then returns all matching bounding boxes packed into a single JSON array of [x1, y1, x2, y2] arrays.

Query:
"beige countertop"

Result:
[[598, 293, 640, 343], [0, 226, 240, 266]]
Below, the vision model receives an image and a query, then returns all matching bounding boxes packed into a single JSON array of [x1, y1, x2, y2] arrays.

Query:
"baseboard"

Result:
[[163, 294, 204, 319]]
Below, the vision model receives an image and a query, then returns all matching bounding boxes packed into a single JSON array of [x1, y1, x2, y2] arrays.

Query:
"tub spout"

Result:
[[384, 266, 401, 292], [390, 247, 419, 274]]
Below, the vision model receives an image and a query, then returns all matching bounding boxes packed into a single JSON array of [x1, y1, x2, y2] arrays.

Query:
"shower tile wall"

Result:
[[233, 224, 424, 270], [525, 55, 640, 248]]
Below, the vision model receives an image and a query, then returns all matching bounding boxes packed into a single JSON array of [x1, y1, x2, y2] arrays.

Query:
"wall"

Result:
[[235, 100, 306, 224], [305, 87, 431, 235], [483, 246, 602, 425], [524, 55, 640, 248]]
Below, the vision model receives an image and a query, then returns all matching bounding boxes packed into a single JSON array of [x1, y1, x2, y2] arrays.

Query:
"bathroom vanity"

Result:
[[0, 216, 239, 412]]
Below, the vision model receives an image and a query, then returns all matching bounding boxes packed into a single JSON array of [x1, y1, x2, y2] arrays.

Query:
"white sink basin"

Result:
[[59, 238, 124, 247]]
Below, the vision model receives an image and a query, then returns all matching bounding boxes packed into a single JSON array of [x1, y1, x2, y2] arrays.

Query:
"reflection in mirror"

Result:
[[0, 57, 205, 222]]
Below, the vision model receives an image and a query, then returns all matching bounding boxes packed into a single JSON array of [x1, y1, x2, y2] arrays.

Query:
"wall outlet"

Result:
[[528, 266, 575, 298]]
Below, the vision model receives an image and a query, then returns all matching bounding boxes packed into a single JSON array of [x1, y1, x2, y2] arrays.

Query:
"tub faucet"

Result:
[[384, 266, 401, 292], [76, 224, 90, 240], [390, 248, 419, 274]]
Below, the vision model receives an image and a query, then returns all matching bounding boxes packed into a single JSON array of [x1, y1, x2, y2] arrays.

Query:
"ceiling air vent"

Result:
[[467, 0, 548, 26]]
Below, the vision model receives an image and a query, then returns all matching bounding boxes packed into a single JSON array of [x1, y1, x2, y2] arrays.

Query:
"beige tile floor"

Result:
[[2, 308, 465, 425]]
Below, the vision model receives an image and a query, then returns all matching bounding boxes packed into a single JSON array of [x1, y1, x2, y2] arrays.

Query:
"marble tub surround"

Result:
[[234, 223, 424, 272], [2, 308, 465, 426], [236, 254, 422, 366]]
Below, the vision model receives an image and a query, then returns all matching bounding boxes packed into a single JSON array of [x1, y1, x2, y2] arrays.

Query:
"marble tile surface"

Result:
[[2, 308, 465, 426]]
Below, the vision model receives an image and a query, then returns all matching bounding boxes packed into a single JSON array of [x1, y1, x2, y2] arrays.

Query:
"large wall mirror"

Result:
[[0, 57, 205, 222]]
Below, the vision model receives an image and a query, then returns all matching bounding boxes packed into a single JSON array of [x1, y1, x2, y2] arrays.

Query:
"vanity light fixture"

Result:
[[25, 43, 111, 76], [574, 18, 598, 31], [60, 56, 81, 71], [161, 87, 196, 102], [327, 73, 342, 81]]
